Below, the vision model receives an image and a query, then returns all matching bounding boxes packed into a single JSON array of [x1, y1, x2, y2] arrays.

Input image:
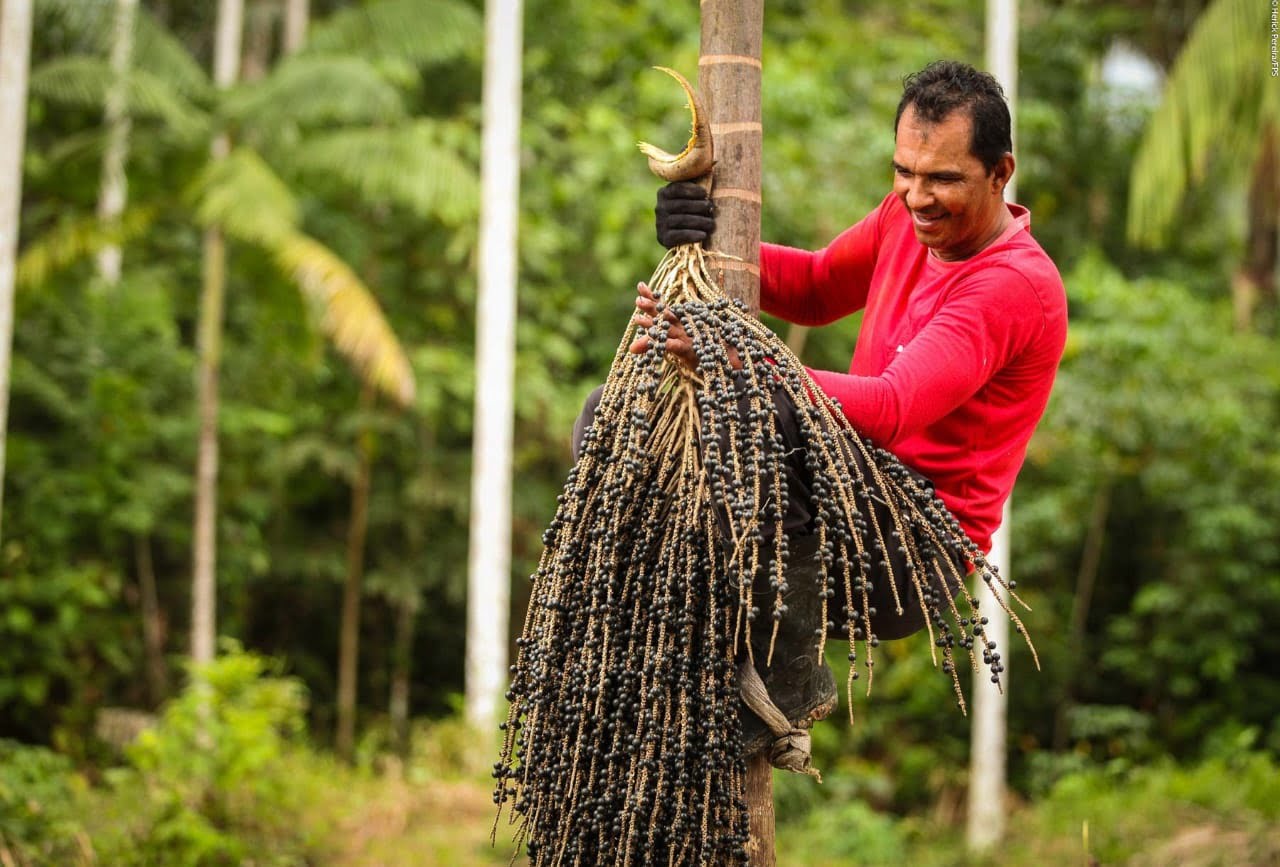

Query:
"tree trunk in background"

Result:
[[136, 533, 168, 705], [1052, 481, 1111, 750], [969, 0, 1017, 849], [336, 383, 375, 761], [783, 324, 809, 358], [464, 0, 523, 732], [968, 500, 1011, 848], [191, 0, 243, 667], [95, 0, 136, 284], [0, 0, 33, 542], [1233, 122, 1279, 332], [389, 590, 417, 759], [240, 0, 274, 83], [282, 0, 309, 56], [698, 0, 768, 860], [96, 0, 168, 705]]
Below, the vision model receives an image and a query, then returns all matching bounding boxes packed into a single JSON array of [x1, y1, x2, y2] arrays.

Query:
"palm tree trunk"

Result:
[[336, 383, 375, 761], [136, 533, 168, 705], [192, 227, 225, 667], [1052, 481, 1112, 751], [698, 0, 767, 859], [1234, 122, 1279, 332], [282, 0, 309, 56], [0, 0, 33, 542], [191, 0, 244, 667], [783, 324, 809, 357], [389, 589, 417, 760], [240, 0, 273, 83], [969, 0, 1018, 850], [465, 0, 523, 732], [95, 0, 136, 285], [96, 0, 168, 708]]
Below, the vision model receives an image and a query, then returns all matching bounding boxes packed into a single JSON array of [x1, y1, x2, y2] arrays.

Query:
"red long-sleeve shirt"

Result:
[[760, 193, 1067, 553]]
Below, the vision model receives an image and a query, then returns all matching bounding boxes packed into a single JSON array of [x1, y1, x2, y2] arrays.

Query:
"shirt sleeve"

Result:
[[759, 196, 891, 326], [806, 265, 1046, 446]]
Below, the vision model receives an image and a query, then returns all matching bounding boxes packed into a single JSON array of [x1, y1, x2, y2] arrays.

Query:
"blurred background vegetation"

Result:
[[1, 0, 1277, 863]]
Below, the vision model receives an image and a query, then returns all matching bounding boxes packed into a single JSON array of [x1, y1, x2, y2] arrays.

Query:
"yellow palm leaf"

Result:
[[275, 232, 416, 408], [17, 206, 156, 289], [189, 148, 298, 247]]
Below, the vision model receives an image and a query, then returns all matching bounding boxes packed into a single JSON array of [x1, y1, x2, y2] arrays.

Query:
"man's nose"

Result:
[[904, 179, 932, 211]]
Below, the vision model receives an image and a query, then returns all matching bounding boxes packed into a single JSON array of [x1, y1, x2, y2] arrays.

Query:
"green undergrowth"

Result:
[[0, 653, 515, 866], [5, 667, 1277, 865], [776, 745, 1280, 866]]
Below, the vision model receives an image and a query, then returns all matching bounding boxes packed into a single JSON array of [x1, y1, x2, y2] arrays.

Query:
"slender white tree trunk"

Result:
[[464, 0, 523, 731], [282, 0, 309, 56], [969, 5, 1017, 849], [191, 0, 243, 667], [0, 0, 33, 542], [96, 0, 137, 284], [969, 501, 1011, 847]]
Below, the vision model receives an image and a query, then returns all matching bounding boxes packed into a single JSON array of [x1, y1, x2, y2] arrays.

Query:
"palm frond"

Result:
[[291, 120, 478, 223], [190, 148, 298, 246], [29, 56, 209, 139], [132, 6, 211, 99], [224, 55, 407, 134], [17, 206, 157, 289], [29, 56, 105, 105], [275, 232, 416, 407], [1127, 0, 1271, 244], [304, 0, 481, 67], [34, 0, 112, 49], [35, 0, 209, 97]]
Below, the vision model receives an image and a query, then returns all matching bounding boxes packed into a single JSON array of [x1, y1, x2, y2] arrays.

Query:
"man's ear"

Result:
[[992, 152, 1015, 194]]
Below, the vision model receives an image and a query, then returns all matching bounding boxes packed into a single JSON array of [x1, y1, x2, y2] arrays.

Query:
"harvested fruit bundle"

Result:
[[492, 237, 1034, 865], [493, 67, 1032, 866]]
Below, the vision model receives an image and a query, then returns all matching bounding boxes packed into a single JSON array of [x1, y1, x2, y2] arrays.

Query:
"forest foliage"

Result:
[[1, 0, 1276, 861]]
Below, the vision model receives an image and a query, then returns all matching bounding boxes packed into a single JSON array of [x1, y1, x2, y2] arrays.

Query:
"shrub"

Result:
[[91, 644, 316, 866], [0, 739, 90, 865]]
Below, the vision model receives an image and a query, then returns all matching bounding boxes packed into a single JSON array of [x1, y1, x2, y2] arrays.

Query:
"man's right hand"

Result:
[[655, 182, 715, 248]]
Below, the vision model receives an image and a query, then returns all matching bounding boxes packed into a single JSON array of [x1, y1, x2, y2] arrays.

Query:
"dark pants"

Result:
[[572, 384, 963, 642]]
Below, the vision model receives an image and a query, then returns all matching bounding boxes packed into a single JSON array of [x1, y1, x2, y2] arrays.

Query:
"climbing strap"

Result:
[[737, 661, 822, 781]]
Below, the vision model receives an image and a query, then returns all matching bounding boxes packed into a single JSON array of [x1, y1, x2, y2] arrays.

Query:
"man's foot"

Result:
[[736, 533, 838, 759]]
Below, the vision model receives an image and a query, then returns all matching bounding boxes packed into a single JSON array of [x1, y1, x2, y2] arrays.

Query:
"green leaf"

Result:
[[224, 55, 407, 134], [6, 607, 35, 634], [131, 6, 212, 99], [274, 232, 416, 407], [28, 56, 209, 139], [304, 0, 482, 67], [291, 120, 478, 222], [189, 148, 299, 246], [1127, 0, 1280, 244], [17, 206, 156, 290]]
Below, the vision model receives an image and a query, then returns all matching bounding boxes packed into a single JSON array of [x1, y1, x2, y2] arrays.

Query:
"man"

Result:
[[595, 60, 1067, 753]]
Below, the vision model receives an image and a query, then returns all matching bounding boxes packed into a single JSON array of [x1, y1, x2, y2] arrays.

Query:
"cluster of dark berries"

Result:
[[493, 245, 1033, 866]]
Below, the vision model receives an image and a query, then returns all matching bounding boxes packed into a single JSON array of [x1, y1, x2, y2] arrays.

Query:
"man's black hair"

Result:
[[895, 60, 1012, 173]]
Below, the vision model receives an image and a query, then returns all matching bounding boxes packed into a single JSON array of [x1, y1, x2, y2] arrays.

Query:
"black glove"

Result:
[[655, 181, 715, 248]]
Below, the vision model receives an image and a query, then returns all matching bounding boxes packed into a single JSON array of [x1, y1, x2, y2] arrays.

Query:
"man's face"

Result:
[[892, 103, 1013, 261]]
